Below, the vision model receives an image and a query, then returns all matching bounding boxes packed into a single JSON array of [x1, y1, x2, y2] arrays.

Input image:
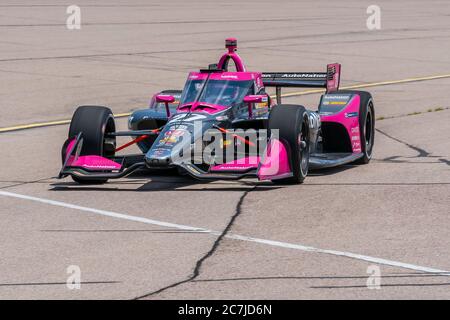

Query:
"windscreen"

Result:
[[180, 78, 253, 107]]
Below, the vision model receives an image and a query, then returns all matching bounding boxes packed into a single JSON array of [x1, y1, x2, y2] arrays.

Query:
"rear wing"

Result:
[[262, 63, 340, 104]]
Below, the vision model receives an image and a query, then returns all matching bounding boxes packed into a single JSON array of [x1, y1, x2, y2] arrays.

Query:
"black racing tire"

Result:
[[268, 104, 310, 184], [64, 105, 116, 184], [338, 91, 375, 164], [68, 106, 116, 157]]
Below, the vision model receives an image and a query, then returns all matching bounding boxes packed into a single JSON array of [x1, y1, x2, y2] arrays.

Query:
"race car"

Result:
[[59, 38, 375, 185]]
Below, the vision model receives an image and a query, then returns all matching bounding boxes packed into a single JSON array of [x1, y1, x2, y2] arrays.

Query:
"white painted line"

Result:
[[227, 234, 450, 275], [1, 190, 448, 275], [0, 190, 211, 233]]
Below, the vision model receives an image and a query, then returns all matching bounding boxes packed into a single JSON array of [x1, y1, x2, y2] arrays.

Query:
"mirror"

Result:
[[155, 94, 175, 103], [243, 95, 265, 118], [155, 94, 175, 117], [243, 95, 264, 104]]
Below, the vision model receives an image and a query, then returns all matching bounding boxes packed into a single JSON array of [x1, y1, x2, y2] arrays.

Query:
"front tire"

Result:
[[63, 105, 116, 184], [268, 104, 310, 184]]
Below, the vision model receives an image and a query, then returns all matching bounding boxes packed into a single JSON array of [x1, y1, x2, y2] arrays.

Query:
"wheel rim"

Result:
[[299, 116, 309, 175], [364, 102, 374, 157]]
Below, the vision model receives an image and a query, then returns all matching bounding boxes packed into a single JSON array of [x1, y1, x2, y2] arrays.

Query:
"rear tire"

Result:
[[336, 90, 375, 164], [64, 105, 116, 184], [268, 104, 310, 184]]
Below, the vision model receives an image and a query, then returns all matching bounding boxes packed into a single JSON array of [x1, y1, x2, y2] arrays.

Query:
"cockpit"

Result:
[[179, 77, 253, 108]]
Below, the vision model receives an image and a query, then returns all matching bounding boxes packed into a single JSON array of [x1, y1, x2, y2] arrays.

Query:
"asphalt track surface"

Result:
[[0, 0, 449, 299]]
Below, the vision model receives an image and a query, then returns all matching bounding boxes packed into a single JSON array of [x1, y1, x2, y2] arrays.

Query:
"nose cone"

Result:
[[145, 126, 193, 167], [144, 117, 216, 168], [145, 147, 172, 167]]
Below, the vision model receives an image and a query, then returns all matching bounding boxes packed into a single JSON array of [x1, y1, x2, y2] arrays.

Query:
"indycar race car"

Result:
[[59, 38, 375, 185]]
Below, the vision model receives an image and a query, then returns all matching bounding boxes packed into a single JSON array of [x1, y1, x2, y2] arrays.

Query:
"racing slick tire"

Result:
[[269, 104, 310, 184], [338, 90, 375, 164], [63, 105, 117, 184]]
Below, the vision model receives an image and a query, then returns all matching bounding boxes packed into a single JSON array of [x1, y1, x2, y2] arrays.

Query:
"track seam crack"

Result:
[[375, 128, 449, 165], [376, 128, 431, 157], [133, 185, 256, 300], [0, 176, 54, 190]]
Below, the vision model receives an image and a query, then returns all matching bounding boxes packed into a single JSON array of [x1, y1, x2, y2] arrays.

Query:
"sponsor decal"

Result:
[[221, 74, 238, 79], [280, 73, 325, 78], [324, 101, 347, 105], [215, 115, 228, 121], [351, 135, 360, 141], [216, 165, 253, 170], [158, 128, 187, 145], [345, 112, 359, 118], [165, 129, 186, 137], [255, 100, 268, 109], [324, 94, 351, 100], [351, 126, 360, 133], [83, 164, 118, 169], [322, 101, 347, 106], [159, 136, 178, 145], [320, 94, 352, 113], [152, 148, 166, 156]]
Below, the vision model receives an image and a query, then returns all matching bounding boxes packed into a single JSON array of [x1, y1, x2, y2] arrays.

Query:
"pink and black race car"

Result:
[[59, 38, 375, 184]]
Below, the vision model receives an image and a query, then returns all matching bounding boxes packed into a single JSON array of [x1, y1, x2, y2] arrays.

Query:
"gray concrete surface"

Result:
[[0, 0, 449, 299]]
